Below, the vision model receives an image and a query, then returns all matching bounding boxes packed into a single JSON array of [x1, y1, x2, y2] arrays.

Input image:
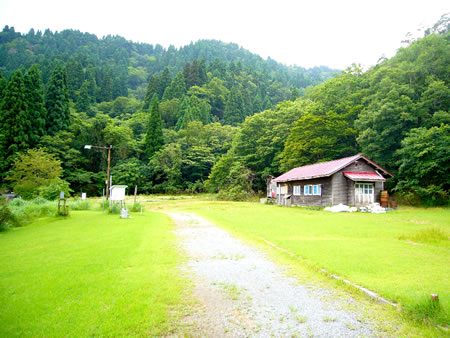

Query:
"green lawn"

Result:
[[177, 201, 449, 326], [0, 210, 188, 336]]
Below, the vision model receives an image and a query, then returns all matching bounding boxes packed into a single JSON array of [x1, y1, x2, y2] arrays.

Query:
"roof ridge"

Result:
[[289, 154, 361, 171]]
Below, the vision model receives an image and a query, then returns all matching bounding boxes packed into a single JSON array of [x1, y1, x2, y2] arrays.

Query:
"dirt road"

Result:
[[169, 212, 379, 337]]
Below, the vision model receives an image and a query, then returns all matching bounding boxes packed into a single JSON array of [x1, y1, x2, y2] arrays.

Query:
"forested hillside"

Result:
[[208, 28, 449, 204], [0, 23, 448, 205], [0, 26, 336, 102]]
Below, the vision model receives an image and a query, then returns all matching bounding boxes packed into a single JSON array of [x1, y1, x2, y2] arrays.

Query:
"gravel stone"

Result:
[[169, 212, 379, 337]]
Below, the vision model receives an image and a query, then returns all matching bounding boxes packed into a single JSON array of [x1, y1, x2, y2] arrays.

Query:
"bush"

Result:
[[0, 198, 16, 231], [99, 201, 122, 214], [217, 186, 252, 201], [13, 181, 40, 200], [405, 296, 445, 325], [186, 181, 206, 194], [38, 180, 72, 200], [109, 203, 121, 214], [8, 197, 57, 225], [130, 201, 143, 212]]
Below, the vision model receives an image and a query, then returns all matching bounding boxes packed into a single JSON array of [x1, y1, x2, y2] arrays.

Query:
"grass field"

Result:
[[1, 196, 448, 335], [0, 210, 188, 336], [174, 201, 449, 326]]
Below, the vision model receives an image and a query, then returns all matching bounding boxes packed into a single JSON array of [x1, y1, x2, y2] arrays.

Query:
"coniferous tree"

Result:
[[84, 66, 97, 101], [224, 86, 245, 126], [145, 94, 164, 159], [101, 70, 113, 102], [263, 96, 273, 110], [290, 86, 300, 101], [24, 65, 46, 144], [183, 62, 191, 88], [0, 70, 32, 174], [175, 96, 191, 131], [162, 71, 186, 100], [198, 58, 207, 85], [143, 75, 159, 110], [45, 63, 70, 136], [112, 75, 127, 99], [157, 67, 171, 99], [65, 57, 84, 100], [75, 80, 92, 113], [0, 73, 7, 99], [252, 93, 263, 113]]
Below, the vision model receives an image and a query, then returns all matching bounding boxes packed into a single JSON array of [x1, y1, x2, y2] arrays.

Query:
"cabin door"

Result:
[[355, 183, 374, 205]]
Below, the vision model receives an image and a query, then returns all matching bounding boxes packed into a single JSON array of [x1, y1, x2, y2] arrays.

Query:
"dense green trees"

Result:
[[208, 30, 449, 203], [144, 94, 164, 159], [6, 148, 69, 199], [45, 63, 70, 136], [395, 124, 449, 204], [0, 70, 32, 174], [24, 65, 46, 143], [0, 24, 447, 205]]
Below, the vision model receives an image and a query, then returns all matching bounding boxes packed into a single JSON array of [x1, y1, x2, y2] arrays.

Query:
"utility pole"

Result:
[[84, 145, 113, 200]]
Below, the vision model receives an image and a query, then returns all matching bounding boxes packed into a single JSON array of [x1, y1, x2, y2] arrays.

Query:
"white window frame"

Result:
[[305, 184, 321, 196], [280, 185, 287, 194], [293, 185, 301, 196], [355, 183, 374, 204]]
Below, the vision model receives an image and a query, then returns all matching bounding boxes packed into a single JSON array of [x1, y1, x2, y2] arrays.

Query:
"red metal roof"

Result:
[[273, 154, 392, 183], [343, 172, 385, 181]]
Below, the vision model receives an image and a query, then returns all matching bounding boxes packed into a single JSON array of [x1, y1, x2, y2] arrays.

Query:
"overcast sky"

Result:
[[0, 0, 448, 69]]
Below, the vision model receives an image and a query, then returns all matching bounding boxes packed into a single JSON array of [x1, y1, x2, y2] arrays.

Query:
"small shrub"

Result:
[[130, 201, 143, 212], [405, 296, 445, 325], [217, 186, 252, 201], [186, 181, 205, 194], [7, 197, 57, 226], [413, 227, 448, 243], [109, 203, 121, 214], [0, 198, 16, 231], [13, 181, 39, 200], [399, 227, 448, 246], [38, 180, 72, 200], [100, 202, 122, 214]]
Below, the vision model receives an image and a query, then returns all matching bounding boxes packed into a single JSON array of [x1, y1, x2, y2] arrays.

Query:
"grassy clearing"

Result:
[[0, 210, 189, 336], [172, 201, 449, 328]]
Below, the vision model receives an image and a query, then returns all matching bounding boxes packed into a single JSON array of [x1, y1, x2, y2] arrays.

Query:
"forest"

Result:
[[0, 20, 448, 205]]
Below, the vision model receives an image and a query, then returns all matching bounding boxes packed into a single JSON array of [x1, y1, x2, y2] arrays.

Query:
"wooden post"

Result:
[[106, 146, 111, 200], [134, 185, 137, 204]]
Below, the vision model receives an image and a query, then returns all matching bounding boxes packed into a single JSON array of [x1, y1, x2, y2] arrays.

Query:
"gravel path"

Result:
[[169, 212, 378, 337]]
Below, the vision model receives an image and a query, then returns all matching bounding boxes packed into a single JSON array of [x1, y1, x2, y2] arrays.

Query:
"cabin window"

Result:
[[355, 183, 374, 204], [278, 185, 287, 194], [293, 185, 301, 196], [305, 184, 321, 196]]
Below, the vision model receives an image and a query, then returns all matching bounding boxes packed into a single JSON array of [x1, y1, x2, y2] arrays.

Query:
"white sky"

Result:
[[0, 0, 448, 69]]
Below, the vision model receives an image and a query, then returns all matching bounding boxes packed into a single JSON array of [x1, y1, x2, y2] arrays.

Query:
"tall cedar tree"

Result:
[[145, 94, 164, 159], [45, 63, 70, 136], [0, 73, 7, 98], [224, 86, 245, 125], [75, 80, 92, 113], [157, 67, 171, 99], [0, 70, 32, 174], [24, 65, 47, 144], [101, 70, 113, 102], [143, 75, 159, 110], [162, 71, 186, 100]]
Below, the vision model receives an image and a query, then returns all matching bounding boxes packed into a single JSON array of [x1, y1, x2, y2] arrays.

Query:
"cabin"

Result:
[[268, 154, 393, 207]]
